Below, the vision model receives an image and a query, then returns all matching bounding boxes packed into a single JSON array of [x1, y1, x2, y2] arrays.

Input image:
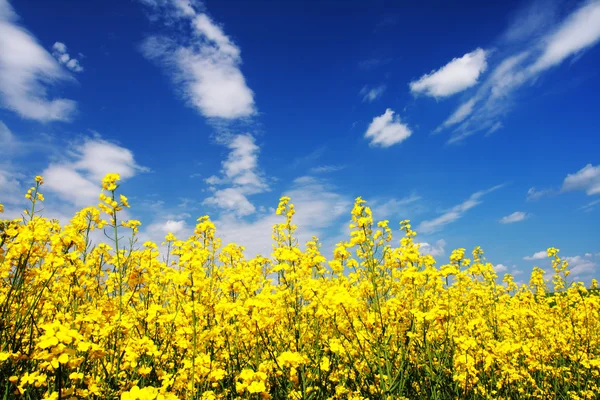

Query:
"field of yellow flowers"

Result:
[[1, 174, 599, 400]]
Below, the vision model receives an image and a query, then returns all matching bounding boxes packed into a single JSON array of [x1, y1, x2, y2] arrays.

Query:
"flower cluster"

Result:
[[1, 174, 599, 399]]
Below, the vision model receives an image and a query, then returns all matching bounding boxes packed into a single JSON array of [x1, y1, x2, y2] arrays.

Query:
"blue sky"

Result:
[[1, 0, 599, 283]]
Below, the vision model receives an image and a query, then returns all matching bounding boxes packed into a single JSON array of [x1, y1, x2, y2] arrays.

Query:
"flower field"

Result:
[[1, 174, 599, 400]]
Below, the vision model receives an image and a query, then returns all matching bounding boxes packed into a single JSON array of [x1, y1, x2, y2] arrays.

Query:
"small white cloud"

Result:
[[51, 41, 84, 73], [409, 48, 487, 98], [364, 108, 412, 148], [495, 263, 509, 273], [524, 250, 547, 261], [499, 211, 529, 224], [139, 2, 255, 119], [417, 184, 503, 234], [418, 239, 446, 257], [360, 84, 386, 102], [562, 164, 600, 196], [0, 2, 76, 121]]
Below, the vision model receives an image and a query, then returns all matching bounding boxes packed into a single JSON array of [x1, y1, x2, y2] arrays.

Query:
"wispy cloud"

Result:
[[358, 57, 390, 71], [0, 0, 76, 121], [410, 48, 487, 98], [526, 186, 554, 201], [51, 42, 84, 72], [438, 0, 600, 142], [360, 84, 386, 102], [499, 211, 529, 224], [364, 108, 412, 148], [309, 165, 346, 174], [580, 199, 600, 212], [417, 185, 503, 234], [138, 0, 255, 119]]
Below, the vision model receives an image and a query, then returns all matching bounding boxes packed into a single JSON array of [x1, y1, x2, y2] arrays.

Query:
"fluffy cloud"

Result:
[[360, 84, 386, 102], [51, 42, 83, 72], [499, 211, 529, 224], [494, 263, 509, 273], [438, 1, 600, 142], [562, 164, 600, 196], [43, 138, 147, 206], [523, 250, 547, 261], [139, 1, 255, 119], [409, 48, 487, 98], [417, 185, 503, 234], [203, 134, 268, 216], [204, 187, 256, 217], [418, 239, 446, 257], [364, 108, 412, 148], [0, 0, 76, 121]]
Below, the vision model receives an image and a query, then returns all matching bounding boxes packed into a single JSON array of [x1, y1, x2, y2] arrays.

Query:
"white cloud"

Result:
[[562, 164, 600, 196], [524, 250, 547, 261], [139, 1, 255, 119], [418, 239, 446, 257], [409, 48, 487, 98], [0, 0, 76, 121], [495, 263, 509, 273], [417, 185, 503, 234], [42, 138, 146, 206], [529, 0, 600, 73], [203, 134, 268, 216], [437, 1, 600, 142], [147, 219, 187, 236], [499, 211, 529, 224], [364, 108, 412, 148], [51, 41, 84, 72], [360, 84, 386, 102]]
